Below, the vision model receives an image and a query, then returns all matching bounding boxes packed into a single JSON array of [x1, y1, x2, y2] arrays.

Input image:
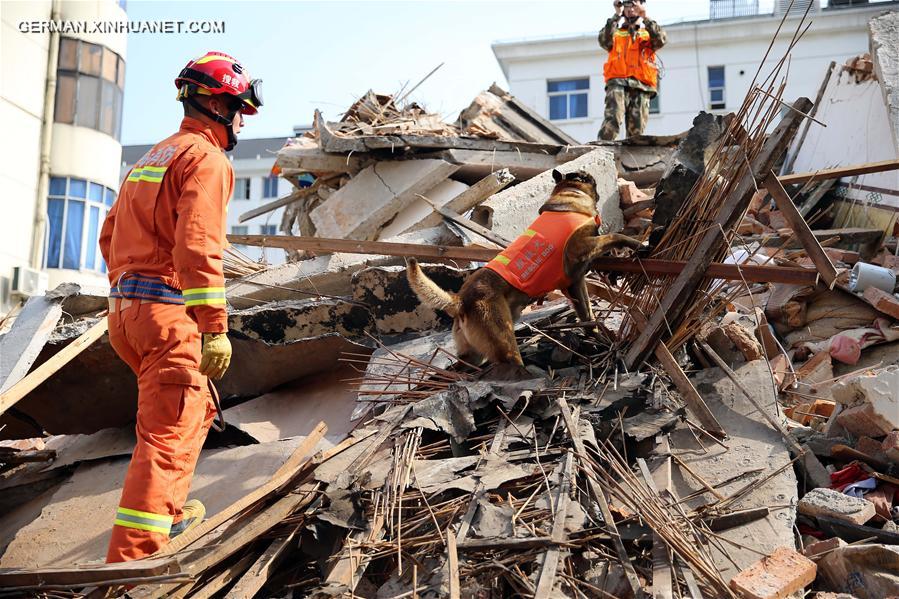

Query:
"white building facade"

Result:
[[492, 1, 898, 142], [1, 0, 127, 313]]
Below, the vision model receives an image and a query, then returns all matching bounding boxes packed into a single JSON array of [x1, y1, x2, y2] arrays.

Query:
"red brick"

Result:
[[729, 547, 817, 599], [836, 402, 895, 437], [802, 537, 846, 559], [862, 287, 899, 320], [617, 179, 650, 207], [882, 430, 899, 464], [856, 436, 884, 457]]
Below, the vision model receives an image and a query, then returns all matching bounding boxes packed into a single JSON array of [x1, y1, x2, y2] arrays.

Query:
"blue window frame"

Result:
[[708, 66, 726, 110], [548, 78, 589, 120], [45, 175, 116, 272]]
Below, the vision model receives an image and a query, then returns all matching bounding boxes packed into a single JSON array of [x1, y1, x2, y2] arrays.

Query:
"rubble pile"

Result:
[[1, 10, 899, 599]]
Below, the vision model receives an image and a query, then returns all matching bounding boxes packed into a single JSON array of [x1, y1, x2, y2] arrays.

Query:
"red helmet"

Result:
[[175, 51, 262, 115]]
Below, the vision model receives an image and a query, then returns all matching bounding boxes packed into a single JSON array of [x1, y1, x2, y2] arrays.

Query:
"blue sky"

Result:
[[120, 0, 768, 145]]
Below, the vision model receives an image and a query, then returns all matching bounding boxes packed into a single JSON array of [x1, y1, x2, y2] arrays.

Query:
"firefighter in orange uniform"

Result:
[[99, 51, 262, 562], [598, 0, 666, 140]]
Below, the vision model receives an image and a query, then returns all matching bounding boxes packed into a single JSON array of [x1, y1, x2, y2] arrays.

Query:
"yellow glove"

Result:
[[200, 333, 232, 380]]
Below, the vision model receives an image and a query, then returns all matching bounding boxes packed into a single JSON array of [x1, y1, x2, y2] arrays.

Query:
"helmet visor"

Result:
[[239, 79, 263, 114]]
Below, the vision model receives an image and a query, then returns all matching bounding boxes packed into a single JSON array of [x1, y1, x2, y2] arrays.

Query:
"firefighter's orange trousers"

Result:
[[106, 299, 215, 563]]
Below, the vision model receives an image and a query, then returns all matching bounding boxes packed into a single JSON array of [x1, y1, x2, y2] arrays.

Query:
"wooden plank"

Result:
[[457, 536, 556, 551], [423, 196, 512, 247], [778, 158, 899, 186], [625, 98, 812, 368], [0, 318, 107, 418], [0, 293, 64, 393], [227, 525, 299, 598], [238, 188, 306, 223], [159, 422, 327, 555], [0, 557, 181, 588], [628, 311, 726, 438], [456, 419, 507, 542], [637, 455, 673, 599], [411, 169, 515, 232], [228, 235, 820, 284], [557, 397, 645, 598], [764, 171, 839, 287], [317, 513, 385, 597], [533, 451, 574, 599], [186, 553, 256, 599], [759, 227, 884, 249], [447, 528, 461, 599]]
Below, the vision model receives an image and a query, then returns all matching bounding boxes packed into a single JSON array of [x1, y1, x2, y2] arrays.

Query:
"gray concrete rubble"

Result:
[[870, 11, 899, 151], [472, 148, 623, 240]]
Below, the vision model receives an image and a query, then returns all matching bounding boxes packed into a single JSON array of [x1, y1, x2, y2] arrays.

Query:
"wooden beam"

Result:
[[764, 171, 838, 287], [0, 558, 182, 588], [625, 98, 813, 368], [421, 195, 511, 247], [778, 158, 899, 186], [413, 169, 515, 232], [0, 318, 107, 418], [446, 528, 461, 599], [228, 235, 820, 284], [227, 526, 300, 598], [534, 451, 574, 599]]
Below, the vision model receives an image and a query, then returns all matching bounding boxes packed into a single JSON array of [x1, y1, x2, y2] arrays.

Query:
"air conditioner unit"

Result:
[[11, 266, 49, 299]]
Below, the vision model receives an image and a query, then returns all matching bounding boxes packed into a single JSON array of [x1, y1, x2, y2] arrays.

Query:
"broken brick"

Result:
[[862, 287, 899, 320], [798, 487, 876, 525], [729, 546, 817, 599], [802, 537, 847, 559], [882, 430, 899, 464], [835, 402, 894, 437]]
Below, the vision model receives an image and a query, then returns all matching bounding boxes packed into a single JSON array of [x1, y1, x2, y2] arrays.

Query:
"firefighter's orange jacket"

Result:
[[604, 28, 659, 88], [100, 117, 234, 333], [484, 211, 598, 297]]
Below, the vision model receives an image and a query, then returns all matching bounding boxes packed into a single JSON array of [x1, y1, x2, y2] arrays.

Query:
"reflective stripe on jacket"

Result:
[[99, 117, 234, 333], [484, 211, 598, 297], [603, 28, 658, 89]]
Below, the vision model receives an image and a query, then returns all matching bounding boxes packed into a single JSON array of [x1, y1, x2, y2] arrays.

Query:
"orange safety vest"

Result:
[[99, 117, 234, 333], [485, 211, 599, 297], [604, 28, 658, 89]]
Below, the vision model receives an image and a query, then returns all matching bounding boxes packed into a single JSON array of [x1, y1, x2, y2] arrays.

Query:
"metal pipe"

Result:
[[30, 0, 61, 270]]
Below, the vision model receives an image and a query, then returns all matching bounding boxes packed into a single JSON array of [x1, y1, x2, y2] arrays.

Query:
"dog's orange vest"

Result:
[[604, 28, 658, 89], [485, 211, 599, 297]]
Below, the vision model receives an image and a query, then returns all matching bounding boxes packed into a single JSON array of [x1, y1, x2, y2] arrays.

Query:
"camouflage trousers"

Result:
[[598, 84, 652, 141]]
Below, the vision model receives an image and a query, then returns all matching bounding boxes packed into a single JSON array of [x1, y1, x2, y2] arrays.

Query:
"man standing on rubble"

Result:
[[597, 0, 666, 140], [99, 51, 262, 562]]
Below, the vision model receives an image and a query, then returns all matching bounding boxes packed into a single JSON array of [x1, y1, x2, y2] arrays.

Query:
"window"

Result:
[[263, 175, 279, 198], [234, 177, 251, 200], [547, 78, 589, 121], [260, 224, 277, 235], [54, 38, 125, 139], [45, 176, 116, 273], [231, 226, 249, 236], [650, 84, 660, 115], [708, 66, 726, 110]]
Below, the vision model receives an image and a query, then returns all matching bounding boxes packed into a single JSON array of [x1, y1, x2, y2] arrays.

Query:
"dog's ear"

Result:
[[552, 169, 563, 183]]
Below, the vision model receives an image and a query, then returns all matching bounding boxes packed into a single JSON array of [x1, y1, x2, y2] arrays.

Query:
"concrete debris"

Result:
[[5, 21, 899, 599]]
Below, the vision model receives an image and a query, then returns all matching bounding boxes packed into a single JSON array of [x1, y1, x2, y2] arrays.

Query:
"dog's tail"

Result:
[[405, 258, 460, 317]]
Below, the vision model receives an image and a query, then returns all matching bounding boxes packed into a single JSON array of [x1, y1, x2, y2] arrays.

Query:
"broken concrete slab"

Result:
[[472, 149, 622, 241], [831, 366, 899, 436], [378, 178, 469, 240], [798, 487, 876, 526], [222, 363, 365, 444], [0, 284, 75, 393], [351, 264, 468, 335], [0, 438, 306, 568], [870, 12, 899, 152], [405, 169, 515, 233], [228, 299, 375, 344], [670, 360, 798, 581], [42, 427, 135, 471], [310, 159, 459, 240]]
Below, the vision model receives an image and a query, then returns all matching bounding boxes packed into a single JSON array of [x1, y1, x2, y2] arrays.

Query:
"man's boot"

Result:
[[169, 499, 206, 539]]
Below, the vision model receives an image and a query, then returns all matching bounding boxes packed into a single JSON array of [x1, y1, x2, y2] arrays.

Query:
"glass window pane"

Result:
[[106, 188, 116, 207], [113, 87, 123, 140], [116, 57, 126, 89], [86, 206, 100, 270], [59, 38, 78, 71], [102, 47, 117, 82], [708, 66, 725, 88], [69, 178, 86, 198], [231, 225, 248, 235], [49, 177, 67, 196], [46, 198, 65, 268], [548, 78, 589, 92], [89, 182, 104, 202], [569, 93, 588, 119], [549, 95, 567, 120], [710, 89, 724, 103], [63, 200, 84, 269], [75, 75, 100, 129], [54, 74, 76, 124], [99, 80, 116, 135], [79, 42, 102, 76], [234, 178, 250, 200]]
